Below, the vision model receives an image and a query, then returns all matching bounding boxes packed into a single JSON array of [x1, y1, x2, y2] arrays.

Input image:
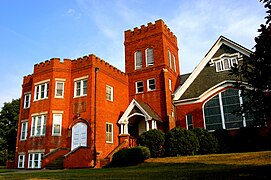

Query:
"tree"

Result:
[[231, 0, 271, 126], [0, 98, 20, 165]]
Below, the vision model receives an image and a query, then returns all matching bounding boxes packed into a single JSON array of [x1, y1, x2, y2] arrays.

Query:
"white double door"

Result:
[[71, 122, 87, 150]]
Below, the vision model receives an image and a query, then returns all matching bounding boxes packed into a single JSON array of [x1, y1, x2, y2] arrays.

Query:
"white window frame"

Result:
[[28, 152, 43, 169], [169, 79, 172, 91], [134, 51, 143, 70], [213, 54, 239, 72], [136, 81, 144, 94], [20, 121, 28, 140], [106, 85, 114, 101], [31, 114, 47, 137], [55, 81, 64, 98], [203, 89, 248, 131], [147, 78, 156, 91], [18, 154, 25, 168], [106, 123, 113, 143], [52, 114, 62, 136], [23, 93, 31, 109], [74, 78, 88, 97], [146, 48, 154, 67], [34, 82, 49, 101]]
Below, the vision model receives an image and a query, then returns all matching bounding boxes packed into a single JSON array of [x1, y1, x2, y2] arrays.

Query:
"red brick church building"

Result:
[[15, 19, 255, 169]]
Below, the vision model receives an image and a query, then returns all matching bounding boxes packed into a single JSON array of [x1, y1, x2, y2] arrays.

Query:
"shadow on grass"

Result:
[[0, 162, 270, 179]]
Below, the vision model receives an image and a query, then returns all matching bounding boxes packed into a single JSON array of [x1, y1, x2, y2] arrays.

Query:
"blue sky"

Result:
[[0, 0, 266, 109]]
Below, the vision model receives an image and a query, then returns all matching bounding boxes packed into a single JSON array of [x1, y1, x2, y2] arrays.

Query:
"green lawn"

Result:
[[0, 151, 271, 179]]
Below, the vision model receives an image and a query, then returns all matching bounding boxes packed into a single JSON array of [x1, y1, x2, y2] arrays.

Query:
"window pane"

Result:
[[37, 116, 41, 135], [221, 89, 243, 129], [148, 79, 156, 91], [136, 81, 144, 93], [204, 94, 222, 131], [40, 84, 45, 99], [135, 51, 142, 69], [172, 54, 176, 72], [146, 48, 154, 66], [76, 81, 81, 96], [36, 86, 39, 100], [223, 58, 230, 70], [106, 85, 113, 101], [56, 82, 63, 96], [42, 116, 46, 135], [186, 114, 193, 129], [168, 50, 172, 68], [231, 58, 238, 66], [83, 80, 87, 95]]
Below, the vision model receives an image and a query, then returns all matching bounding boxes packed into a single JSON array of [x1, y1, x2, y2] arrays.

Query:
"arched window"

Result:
[[134, 51, 142, 69], [168, 50, 172, 68], [172, 54, 176, 72], [204, 88, 253, 131], [146, 48, 154, 66]]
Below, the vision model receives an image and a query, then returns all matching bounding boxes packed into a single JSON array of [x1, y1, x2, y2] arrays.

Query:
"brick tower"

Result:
[[124, 19, 180, 130]]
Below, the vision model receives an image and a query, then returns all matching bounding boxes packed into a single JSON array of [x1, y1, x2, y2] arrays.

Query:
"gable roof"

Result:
[[118, 99, 162, 124], [173, 36, 253, 101]]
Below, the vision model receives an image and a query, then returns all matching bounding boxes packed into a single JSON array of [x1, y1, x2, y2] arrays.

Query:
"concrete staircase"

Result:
[[44, 156, 64, 170]]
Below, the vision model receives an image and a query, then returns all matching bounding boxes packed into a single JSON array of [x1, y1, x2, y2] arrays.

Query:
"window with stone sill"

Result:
[[147, 78, 156, 91], [18, 154, 25, 168], [135, 51, 143, 70], [20, 121, 28, 140], [136, 81, 144, 93], [31, 115, 46, 137], [24, 93, 31, 109], [55, 81, 64, 98], [146, 48, 154, 66], [34, 82, 49, 101], [74, 79, 87, 97], [106, 123, 113, 143], [28, 153, 43, 169], [106, 85, 114, 101]]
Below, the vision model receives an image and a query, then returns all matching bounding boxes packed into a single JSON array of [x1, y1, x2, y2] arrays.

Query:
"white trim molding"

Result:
[[173, 36, 252, 101]]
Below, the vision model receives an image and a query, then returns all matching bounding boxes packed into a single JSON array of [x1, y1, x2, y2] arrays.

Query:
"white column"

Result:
[[124, 124, 128, 134], [151, 120, 155, 129], [154, 121, 157, 129], [146, 121, 149, 131], [218, 93, 226, 129], [120, 124, 124, 134]]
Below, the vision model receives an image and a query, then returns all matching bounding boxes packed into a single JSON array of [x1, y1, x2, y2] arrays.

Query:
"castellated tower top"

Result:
[[124, 19, 177, 45]]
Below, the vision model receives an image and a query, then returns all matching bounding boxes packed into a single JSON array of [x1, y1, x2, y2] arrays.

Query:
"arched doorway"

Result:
[[71, 122, 87, 150]]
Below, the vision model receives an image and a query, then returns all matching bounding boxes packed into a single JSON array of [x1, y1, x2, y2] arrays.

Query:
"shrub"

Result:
[[191, 128, 219, 154], [110, 146, 150, 167], [137, 129, 165, 157], [234, 127, 263, 152], [213, 129, 234, 153], [165, 127, 199, 156]]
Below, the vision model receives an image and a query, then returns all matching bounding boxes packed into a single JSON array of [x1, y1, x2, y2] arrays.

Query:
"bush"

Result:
[[234, 127, 264, 152], [165, 127, 199, 156], [213, 129, 234, 153], [191, 128, 219, 154], [110, 146, 150, 167], [137, 129, 165, 157]]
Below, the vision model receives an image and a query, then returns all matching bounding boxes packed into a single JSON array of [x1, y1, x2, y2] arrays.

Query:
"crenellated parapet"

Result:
[[34, 58, 72, 73], [23, 74, 33, 85], [90, 54, 127, 79], [124, 19, 177, 44]]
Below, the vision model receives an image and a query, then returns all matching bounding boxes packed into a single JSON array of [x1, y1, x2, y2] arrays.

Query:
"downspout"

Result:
[[94, 67, 99, 167]]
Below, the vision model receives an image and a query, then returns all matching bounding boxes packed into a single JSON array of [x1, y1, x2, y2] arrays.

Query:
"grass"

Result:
[[0, 151, 270, 179]]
